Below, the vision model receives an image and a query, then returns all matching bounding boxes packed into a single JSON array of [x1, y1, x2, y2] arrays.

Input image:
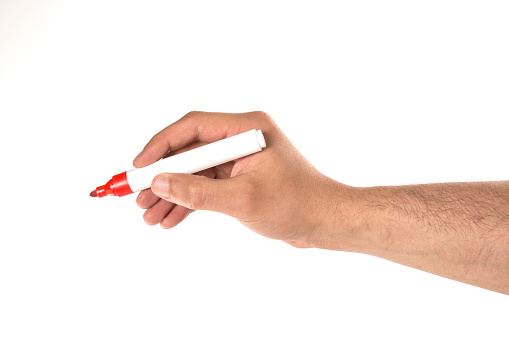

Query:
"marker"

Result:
[[90, 129, 266, 198]]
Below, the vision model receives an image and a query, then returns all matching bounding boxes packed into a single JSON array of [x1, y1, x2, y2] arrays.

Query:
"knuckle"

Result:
[[186, 180, 206, 210], [250, 110, 269, 120], [143, 212, 158, 226], [247, 111, 275, 128], [184, 111, 203, 119], [136, 195, 145, 209]]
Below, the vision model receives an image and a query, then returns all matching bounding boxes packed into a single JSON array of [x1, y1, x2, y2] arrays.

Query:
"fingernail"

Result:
[[134, 151, 144, 162], [152, 174, 170, 198]]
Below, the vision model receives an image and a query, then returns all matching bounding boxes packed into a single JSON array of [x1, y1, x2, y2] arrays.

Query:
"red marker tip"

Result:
[[89, 190, 98, 197]]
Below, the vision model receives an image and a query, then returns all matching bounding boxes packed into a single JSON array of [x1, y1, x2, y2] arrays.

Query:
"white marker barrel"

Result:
[[126, 129, 266, 192]]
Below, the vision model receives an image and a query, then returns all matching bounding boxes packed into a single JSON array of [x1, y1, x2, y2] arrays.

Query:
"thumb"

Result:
[[151, 173, 249, 216]]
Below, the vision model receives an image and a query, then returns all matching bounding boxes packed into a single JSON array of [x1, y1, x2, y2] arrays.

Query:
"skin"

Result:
[[133, 111, 509, 295]]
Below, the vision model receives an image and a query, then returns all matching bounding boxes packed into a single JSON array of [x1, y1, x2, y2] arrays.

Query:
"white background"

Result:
[[0, 1, 507, 338]]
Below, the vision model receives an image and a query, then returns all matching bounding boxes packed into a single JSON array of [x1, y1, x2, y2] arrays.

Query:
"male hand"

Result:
[[132, 111, 346, 248]]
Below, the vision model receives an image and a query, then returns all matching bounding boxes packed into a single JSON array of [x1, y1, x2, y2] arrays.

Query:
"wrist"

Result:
[[306, 182, 376, 254]]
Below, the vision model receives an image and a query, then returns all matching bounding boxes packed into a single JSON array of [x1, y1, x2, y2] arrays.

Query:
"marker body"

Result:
[[94, 129, 266, 198]]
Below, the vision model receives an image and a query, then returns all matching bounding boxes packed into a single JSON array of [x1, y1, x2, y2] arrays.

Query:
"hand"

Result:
[[132, 111, 509, 293], [132, 111, 346, 247]]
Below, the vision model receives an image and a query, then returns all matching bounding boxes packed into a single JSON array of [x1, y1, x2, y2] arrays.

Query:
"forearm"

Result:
[[314, 180, 509, 294]]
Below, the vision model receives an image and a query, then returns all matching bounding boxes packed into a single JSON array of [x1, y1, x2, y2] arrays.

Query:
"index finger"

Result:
[[133, 111, 264, 168]]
